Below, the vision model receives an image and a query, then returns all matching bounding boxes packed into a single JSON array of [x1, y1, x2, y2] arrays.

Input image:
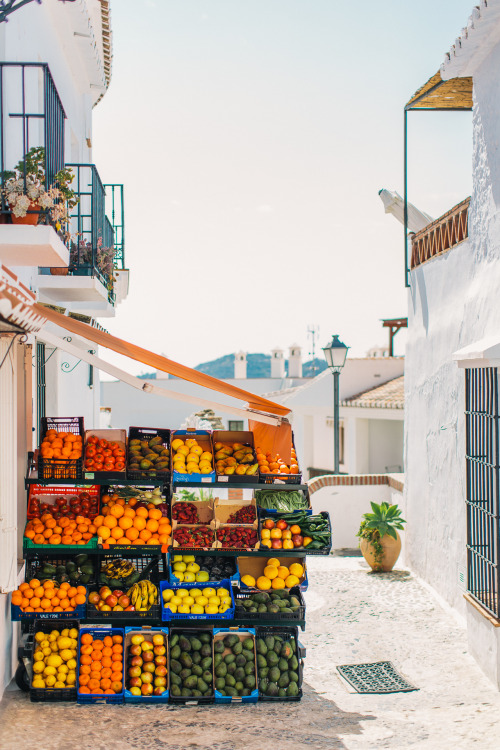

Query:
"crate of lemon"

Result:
[[160, 580, 235, 621], [170, 431, 215, 482], [31, 620, 79, 701]]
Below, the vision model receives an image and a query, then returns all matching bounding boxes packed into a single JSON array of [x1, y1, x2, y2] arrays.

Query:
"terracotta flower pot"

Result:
[[49, 267, 69, 276], [10, 201, 40, 226], [360, 531, 401, 572]]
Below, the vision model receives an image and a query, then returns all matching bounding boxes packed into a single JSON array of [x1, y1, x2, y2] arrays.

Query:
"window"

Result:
[[465, 367, 500, 617], [228, 420, 244, 431]]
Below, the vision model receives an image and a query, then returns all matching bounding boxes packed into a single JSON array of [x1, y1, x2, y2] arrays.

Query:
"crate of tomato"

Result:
[[27, 485, 100, 520], [84, 429, 127, 480]]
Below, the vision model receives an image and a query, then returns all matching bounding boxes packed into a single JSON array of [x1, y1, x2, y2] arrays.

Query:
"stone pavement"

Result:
[[1, 555, 499, 750]]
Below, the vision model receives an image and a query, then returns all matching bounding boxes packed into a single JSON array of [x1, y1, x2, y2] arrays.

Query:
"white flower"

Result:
[[38, 192, 53, 208]]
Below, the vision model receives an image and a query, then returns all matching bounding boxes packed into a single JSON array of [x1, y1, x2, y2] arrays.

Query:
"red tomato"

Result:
[[87, 435, 99, 445], [98, 439, 108, 449], [102, 448, 113, 458], [115, 461, 125, 471], [113, 448, 125, 457], [104, 461, 115, 471], [86, 445, 97, 458], [85, 459, 95, 469], [108, 442, 119, 450]]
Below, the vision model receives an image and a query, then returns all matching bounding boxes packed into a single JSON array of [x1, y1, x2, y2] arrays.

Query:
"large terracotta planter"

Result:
[[49, 267, 69, 276], [10, 201, 40, 226], [360, 532, 401, 572]]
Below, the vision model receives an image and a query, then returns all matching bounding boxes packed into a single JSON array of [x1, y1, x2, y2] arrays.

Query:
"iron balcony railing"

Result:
[[411, 197, 470, 270], [0, 62, 65, 220], [104, 183, 125, 269]]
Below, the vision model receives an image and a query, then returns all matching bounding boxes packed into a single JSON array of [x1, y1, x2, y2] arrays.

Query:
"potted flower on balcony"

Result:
[[357, 501, 406, 572], [68, 234, 116, 291], [1, 146, 78, 232]]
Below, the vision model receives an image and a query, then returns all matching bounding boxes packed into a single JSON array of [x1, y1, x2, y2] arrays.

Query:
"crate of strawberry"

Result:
[[172, 525, 215, 550], [213, 497, 258, 528], [215, 527, 259, 550], [171, 502, 200, 524]]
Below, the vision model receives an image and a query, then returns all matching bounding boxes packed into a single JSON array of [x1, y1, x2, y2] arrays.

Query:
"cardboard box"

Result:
[[212, 430, 259, 483], [237, 556, 308, 591], [212, 497, 258, 529], [84, 428, 127, 481]]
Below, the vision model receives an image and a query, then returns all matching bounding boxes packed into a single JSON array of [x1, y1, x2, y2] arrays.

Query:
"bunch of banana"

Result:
[[127, 580, 157, 611], [103, 559, 135, 579]]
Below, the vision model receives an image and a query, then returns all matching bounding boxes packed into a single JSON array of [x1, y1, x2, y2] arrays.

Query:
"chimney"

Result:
[[271, 347, 285, 378], [234, 351, 247, 379], [288, 343, 302, 378]]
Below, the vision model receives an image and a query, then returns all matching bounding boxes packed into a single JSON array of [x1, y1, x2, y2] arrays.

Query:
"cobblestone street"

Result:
[[1, 555, 499, 750]]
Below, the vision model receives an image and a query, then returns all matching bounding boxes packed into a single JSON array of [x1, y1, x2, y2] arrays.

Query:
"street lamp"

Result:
[[323, 335, 349, 474]]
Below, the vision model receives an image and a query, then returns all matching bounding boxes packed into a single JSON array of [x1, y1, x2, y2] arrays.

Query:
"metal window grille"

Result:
[[465, 367, 500, 618]]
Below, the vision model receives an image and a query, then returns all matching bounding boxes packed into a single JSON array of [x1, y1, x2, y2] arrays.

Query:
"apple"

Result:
[[128, 665, 141, 678], [141, 682, 153, 696], [112, 590, 124, 598], [105, 594, 118, 608], [153, 645, 166, 656], [271, 539, 283, 549], [118, 595, 130, 608], [124, 605, 135, 611], [129, 644, 142, 657], [155, 665, 167, 677], [155, 655, 167, 667], [88, 591, 100, 605], [142, 662, 155, 674], [99, 586, 112, 599], [142, 650, 154, 663], [100, 604, 112, 611], [154, 675, 167, 687], [276, 519, 288, 530], [152, 634, 164, 647], [153, 686, 166, 696], [129, 676, 142, 688], [131, 634, 144, 646], [141, 671, 153, 684], [141, 640, 153, 652], [130, 686, 142, 696], [130, 656, 143, 667], [292, 534, 304, 547], [264, 519, 275, 529], [112, 605, 124, 611]]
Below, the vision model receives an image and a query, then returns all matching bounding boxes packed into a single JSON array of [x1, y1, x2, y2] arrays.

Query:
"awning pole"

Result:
[[38, 330, 282, 427]]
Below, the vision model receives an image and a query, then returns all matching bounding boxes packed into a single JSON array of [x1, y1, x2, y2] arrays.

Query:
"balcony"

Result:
[[0, 63, 69, 267], [37, 165, 127, 317], [410, 197, 470, 270]]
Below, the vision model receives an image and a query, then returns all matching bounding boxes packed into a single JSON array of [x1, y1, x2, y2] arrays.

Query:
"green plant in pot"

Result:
[[357, 501, 406, 572]]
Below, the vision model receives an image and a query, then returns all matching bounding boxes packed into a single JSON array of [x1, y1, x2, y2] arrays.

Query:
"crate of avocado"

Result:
[[87, 556, 165, 621], [26, 553, 96, 586], [169, 628, 214, 703], [234, 586, 305, 625], [256, 627, 304, 701], [127, 427, 171, 480], [213, 628, 258, 702]]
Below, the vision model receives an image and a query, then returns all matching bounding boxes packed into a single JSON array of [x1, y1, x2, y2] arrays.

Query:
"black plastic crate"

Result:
[[37, 417, 84, 481], [127, 427, 171, 481], [30, 618, 80, 702], [86, 554, 167, 622], [25, 553, 98, 586], [234, 586, 305, 623], [258, 510, 332, 556], [255, 626, 304, 701], [168, 627, 214, 704]]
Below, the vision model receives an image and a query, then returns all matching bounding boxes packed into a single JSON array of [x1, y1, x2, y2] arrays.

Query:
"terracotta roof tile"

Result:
[[341, 375, 404, 409]]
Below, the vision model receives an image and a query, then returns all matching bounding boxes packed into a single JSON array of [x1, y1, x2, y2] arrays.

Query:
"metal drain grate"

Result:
[[336, 661, 418, 694]]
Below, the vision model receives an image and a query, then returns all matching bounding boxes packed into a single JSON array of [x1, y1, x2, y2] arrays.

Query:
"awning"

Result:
[[406, 71, 473, 110]]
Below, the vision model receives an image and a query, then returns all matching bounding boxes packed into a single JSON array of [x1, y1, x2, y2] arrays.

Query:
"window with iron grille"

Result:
[[465, 367, 500, 618], [228, 420, 244, 431]]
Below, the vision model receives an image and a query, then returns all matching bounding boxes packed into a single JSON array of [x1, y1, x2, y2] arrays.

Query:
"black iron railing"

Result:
[[65, 163, 116, 304], [465, 367, 500, 618], [104, 183, 125, 269], [0, 62, 65, 218]]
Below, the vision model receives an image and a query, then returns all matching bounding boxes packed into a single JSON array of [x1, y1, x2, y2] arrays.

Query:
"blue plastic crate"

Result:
[[169, 555, 240, 585], [160, 579, 235, 621], [123, 626, 169, 703], [213, 627, 259, 703], [11, 600, 86, 622], [171, 430, 216, 483], [77, 627, 124, 704]]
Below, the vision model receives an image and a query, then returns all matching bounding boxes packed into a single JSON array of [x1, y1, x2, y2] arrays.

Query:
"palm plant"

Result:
[[357, 502, 406, 569]]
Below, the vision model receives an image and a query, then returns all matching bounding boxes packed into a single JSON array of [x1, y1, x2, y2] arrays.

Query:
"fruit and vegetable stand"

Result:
[[13, 423, 328, 704]]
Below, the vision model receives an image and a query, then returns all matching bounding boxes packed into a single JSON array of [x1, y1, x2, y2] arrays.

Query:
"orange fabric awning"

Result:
[[34, 303, 291, 418]]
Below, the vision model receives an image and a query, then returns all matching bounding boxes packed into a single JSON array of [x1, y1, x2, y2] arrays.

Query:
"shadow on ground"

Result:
[[0, 681, 374, 750]]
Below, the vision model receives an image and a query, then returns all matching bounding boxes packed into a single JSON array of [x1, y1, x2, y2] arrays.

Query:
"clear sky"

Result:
[[93, 0, 474, 374]]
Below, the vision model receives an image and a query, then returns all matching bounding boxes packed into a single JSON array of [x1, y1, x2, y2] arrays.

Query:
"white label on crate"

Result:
[[85, 473, 95, 479], [201, 477, 211, 483], [219, 476, 229, 482]]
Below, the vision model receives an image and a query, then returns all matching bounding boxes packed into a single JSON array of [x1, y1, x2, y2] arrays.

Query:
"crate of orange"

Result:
[[96, 495, 172, 553], [23, 512, 98, 552], [84, 429, 127, 481], [77, 628, 125, 703], [256, 437, 302, 485], [11, 577, 87, 620], [37, 417, 84, 481]]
